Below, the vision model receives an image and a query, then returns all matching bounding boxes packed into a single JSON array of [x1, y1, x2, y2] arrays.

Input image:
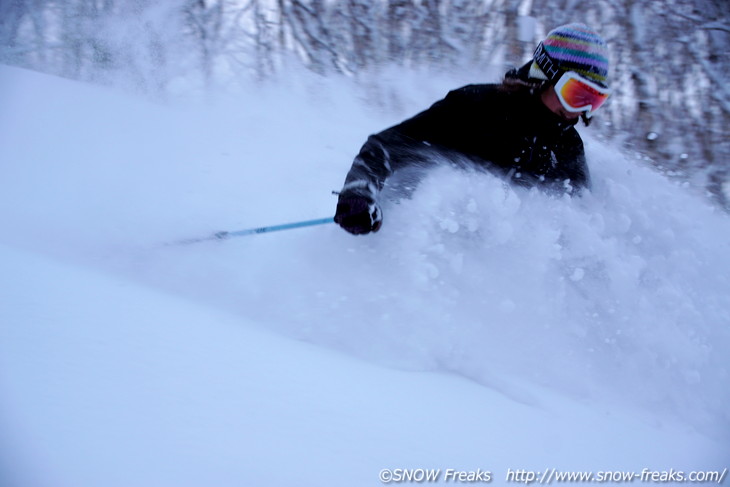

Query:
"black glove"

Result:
[[334, 195, 382, 235]]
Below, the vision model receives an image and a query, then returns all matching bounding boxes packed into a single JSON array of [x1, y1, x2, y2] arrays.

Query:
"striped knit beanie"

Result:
[[529, 23, 609, 87]]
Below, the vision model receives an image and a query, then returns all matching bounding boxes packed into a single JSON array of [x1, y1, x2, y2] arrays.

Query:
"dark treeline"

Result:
[[1, 0, 728, 207]]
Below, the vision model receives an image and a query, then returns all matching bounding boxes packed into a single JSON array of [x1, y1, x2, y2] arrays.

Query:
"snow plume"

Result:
[[238, 146, 730, 439]]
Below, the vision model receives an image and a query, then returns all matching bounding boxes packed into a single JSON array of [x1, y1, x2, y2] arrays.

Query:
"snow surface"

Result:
[[0, 65, 729, 486]]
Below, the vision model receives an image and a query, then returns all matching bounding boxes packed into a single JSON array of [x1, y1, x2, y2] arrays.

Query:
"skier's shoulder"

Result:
[[439, 83, 519, 117], [444, 83, 504, 103]]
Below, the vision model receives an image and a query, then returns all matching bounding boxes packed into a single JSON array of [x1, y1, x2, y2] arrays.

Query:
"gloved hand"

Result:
[[334, 194, 382, 235]]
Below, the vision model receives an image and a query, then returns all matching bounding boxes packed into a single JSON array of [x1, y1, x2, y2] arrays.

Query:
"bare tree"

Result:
[[346, 0, 379, 70], [444, 0, 489, 66], [184, 0, 225, 86], [386, 0, 414, 64], [281, 0, 341, 74], [410, 0, 456, 65], [0, 0, 39, 67], [250, 0, 277, 81]]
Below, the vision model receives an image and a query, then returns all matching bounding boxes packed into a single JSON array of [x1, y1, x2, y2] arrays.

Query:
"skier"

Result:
[[334, 23, 611, 235]]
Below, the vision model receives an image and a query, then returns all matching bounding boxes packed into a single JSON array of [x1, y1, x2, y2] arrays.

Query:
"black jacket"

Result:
[[340, 83, 590, 201]]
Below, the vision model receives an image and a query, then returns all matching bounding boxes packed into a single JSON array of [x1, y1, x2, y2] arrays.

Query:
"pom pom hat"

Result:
[[529, 23, 610, 88]]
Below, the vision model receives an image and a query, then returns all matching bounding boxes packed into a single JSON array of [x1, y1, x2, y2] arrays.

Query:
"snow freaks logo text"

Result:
[[378, 467, 728, 484], [379, 468, 492, 483]]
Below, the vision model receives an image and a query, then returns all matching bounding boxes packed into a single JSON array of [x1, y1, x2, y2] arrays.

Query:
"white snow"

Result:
[[0, 65, 728, 486]]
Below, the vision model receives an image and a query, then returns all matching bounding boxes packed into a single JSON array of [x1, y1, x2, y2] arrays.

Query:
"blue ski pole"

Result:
[[174, 217, 335, 245], [217, 216, 335, 238]]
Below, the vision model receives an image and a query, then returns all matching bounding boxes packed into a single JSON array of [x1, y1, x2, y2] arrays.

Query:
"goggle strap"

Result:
[[533, 43, 563, 83]]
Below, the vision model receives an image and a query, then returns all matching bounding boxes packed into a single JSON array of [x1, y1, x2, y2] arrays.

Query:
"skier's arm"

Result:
[[334, 87, 479, 234], [339, 131, 425, 200], [338, 88, 470, 201], [334, 130, 430, 235]]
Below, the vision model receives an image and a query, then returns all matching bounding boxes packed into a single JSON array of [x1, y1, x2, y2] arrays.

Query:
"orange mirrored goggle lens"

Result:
[[555, 73, 610, 116]]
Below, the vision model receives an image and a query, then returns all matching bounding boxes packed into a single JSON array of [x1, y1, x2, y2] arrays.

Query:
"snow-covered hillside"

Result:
[[1, 65, 728, 486]]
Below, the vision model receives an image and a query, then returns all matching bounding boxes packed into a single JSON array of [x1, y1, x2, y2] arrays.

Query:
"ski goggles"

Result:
[[554, 71, 611, 118]]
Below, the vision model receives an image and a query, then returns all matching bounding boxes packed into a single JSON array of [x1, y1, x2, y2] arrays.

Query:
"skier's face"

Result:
[[540, 86, 581, 121]]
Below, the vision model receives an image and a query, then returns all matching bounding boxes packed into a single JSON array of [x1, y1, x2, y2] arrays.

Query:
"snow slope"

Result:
[[1, 65, 728, 486]]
